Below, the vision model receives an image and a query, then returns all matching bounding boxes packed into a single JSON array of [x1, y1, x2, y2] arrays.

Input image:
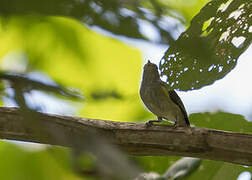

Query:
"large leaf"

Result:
[[160, 0, 252, 90], [190, 111, 252, 133], [186, 160, 252, 180]]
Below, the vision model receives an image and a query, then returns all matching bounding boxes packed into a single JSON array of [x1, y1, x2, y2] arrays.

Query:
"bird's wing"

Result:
[[159, 80, 190, 125], [168, 90, 190, 125]]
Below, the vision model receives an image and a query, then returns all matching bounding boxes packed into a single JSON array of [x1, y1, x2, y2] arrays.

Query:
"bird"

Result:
[[140, 60, 190, 127]]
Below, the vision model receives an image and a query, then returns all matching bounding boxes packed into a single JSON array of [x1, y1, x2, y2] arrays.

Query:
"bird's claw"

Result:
[[145, 121, 153, 127]]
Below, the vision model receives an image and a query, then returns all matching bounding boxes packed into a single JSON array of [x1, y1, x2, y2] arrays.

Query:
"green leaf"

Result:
[[132, 156, 181, 174], [186, 160, 252, 180], [160, 0, 252, 90], [156, 0, 211, 24], [190, 111, 252, 133]]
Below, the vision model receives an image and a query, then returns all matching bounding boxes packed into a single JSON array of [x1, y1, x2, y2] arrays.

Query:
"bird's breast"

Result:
[[140, 84, 177, 120]]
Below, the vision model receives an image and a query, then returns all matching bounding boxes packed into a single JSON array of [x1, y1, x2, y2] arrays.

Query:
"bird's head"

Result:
[[144, 60, 158, 71], [142, 60, 160, 82]]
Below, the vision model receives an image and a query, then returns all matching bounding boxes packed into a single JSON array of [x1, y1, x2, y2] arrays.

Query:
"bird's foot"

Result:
[[145, 117, 163, 127], [145, 121, 153, 127], [145, 120, 159, 127]]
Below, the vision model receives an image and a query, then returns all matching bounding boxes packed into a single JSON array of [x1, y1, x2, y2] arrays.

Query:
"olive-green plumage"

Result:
[[140, 61, 190, 127]]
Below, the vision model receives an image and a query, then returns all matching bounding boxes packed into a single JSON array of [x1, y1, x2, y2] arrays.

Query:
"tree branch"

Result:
[[0, 107, 252, 166]]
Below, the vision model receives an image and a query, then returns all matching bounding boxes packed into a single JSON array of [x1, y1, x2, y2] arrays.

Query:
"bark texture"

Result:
[[0, 107, 252, 166]]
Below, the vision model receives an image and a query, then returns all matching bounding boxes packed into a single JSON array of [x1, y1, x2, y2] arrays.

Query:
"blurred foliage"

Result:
[[133, 156, 181, 174], [0, 141, 81, 180], [1, 138, 250, 180], [185, 160, 252, 180], [0, 140, 138, 180], [0, 71, 82, 100], [0, 138, 251, 180], [0, 0, 251, 179], [162, 157, 201, 179], [163, 0, 211, 23], [160, 0, 252, 90], [190, 111, 252, 133], [0, 0, 210, 44], [0, 16, 147, 121], [134, 151, 252, 180]]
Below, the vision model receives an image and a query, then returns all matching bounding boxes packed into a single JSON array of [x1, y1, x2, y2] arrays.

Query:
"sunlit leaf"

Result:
[[164, 0, 211, 23]]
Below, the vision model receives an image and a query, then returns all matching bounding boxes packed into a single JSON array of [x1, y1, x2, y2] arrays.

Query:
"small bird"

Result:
[[140, 60, 190, 127]]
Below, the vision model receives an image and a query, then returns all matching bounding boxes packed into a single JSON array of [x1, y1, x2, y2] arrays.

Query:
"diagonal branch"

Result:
[[0, 107, 252, 166]]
